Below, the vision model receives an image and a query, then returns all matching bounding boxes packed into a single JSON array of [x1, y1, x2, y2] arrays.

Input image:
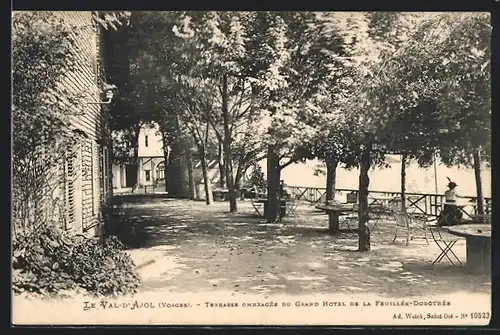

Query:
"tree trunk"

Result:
[[358, 146, 371, 251], [234, 153, 246, 193], [217, 142, 225, 188], [161, 132, 169, 192], [401, 154, 407, 211], [186, 150, 196, 200], [473, 147, 485, 218], [222, 74, 237, 212], [133, 125, 141, 188], [200, 149, 211, 205], [166, 138, 190, 198], [325, 157, 338, 205], [401, 153, 410, 246], [266, 145, 280, 223]]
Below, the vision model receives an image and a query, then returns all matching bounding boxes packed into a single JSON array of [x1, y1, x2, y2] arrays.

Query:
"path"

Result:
[[120, 197, 491, 298]]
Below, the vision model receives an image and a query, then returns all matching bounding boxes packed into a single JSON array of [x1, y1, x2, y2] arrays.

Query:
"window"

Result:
[[156, 161, 165, 180], [145, 170, 151, 182], [145, 135, 149, 147]]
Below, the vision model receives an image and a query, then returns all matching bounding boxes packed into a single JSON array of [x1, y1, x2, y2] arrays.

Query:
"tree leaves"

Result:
[[350, 12, 491, 168]]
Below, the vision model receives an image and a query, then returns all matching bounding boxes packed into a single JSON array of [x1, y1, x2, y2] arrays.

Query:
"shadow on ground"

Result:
[[115, 197, 491, 298]]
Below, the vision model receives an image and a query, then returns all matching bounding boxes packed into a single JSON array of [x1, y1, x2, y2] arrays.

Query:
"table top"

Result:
[[254, 198, 288, 203], [447, 224, 491, 238], [316, 204, 356, 212]]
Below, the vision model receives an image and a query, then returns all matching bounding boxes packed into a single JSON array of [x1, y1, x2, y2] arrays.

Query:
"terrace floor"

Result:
[[121, 197, 491, 298]]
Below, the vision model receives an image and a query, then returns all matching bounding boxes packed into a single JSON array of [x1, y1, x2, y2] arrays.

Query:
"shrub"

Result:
[[101, 199, 139, 248], [246, 164, 267, 191], [12, 225, 141, 297]]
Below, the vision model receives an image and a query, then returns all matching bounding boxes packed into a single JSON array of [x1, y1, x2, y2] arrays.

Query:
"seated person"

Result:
[[279, 180, 290, 199], [437, 178, 463, 226]]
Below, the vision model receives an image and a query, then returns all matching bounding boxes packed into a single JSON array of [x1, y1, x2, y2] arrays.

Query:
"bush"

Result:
[[101, 199, 139, 248], [12, 225, 141, 297], [246, 164, 267, 191]]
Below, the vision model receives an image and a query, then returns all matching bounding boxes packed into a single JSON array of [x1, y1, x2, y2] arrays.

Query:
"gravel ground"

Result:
[[122, 197, 491, 298]]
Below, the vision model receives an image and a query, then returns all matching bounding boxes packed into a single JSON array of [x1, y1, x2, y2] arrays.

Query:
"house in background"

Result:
[[111, 123, 248, 197], [112, 122, 166, 192]]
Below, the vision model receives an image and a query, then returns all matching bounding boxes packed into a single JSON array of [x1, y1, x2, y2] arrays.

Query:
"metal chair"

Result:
[[426, 217, 462, 266], [392, 210, 412, 245], [407, 212, 429, 244], [368, 204, 393, 232], [285, 194, 299, 217], [339, 203, 358, 230], [390, 199, 429, 245], [250, 185, 266, 216]]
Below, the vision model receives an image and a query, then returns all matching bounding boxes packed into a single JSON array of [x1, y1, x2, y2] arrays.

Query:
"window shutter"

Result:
[[92, 25, 99, 86], [65, 153, 76, 230], [99, 145, 105, 206], [103, 146, 109, 201], [92, 142, 100, 216]]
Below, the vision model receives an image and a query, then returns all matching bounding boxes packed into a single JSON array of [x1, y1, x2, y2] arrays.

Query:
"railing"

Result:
[[113, 183, 167, 195], [286, 185, 492, 217]]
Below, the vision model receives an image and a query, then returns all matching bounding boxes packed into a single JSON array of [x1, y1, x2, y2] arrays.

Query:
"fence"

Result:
[[286, 185, 492, 217], [113, 184, 167, 195]]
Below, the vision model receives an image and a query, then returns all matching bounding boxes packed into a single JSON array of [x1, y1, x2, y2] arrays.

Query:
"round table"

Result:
[[447, 224, 491, 273], [316, 204, 356, 232]]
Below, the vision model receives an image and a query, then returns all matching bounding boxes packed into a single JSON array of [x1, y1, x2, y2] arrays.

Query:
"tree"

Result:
[[104, 14, 156, 188], [349, 12, 491, 250], [12, 12, 81, 235], [246, 164, 267, 191], [106, 11, 197, 198], [367, 13, 491, 218], [175, 76, 220, 204], [335, 12, 439, 250], [171, 11, 278, 212], [433, 13, 491, 217], [242, 12, 362, 223]]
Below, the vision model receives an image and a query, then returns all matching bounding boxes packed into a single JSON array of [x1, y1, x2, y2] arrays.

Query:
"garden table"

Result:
[[253, 197, 289, 218], [447, 224, 491, 273], [316, 204, 357, 232]]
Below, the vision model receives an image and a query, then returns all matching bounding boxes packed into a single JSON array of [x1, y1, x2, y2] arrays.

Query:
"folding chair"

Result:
[[392, 210, 411, 245], [368, 204, 393, 232], [407, 212, 429, 244], [285, 195, 299, 217], [426, 217, 462, 266], [251, 186, 266, 217], [391, 202, 429, 245], [339, 203, 358, 230]]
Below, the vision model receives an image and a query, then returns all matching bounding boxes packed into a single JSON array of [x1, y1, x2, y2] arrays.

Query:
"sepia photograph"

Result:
[[11, 10, 491, 326]]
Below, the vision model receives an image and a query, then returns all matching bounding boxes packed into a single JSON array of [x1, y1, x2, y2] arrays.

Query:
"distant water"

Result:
[[257, 155, 491, 198]]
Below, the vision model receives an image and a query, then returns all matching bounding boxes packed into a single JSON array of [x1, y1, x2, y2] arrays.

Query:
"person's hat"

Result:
[[446, 177, 457, 188]]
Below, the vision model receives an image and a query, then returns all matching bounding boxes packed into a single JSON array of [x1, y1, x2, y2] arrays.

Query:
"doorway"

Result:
[[125, 164, 138, 187]]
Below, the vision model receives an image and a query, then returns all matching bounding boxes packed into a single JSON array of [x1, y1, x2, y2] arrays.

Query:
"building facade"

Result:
[[112, 123, 166, 191], [55, 11, 114, 236]]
